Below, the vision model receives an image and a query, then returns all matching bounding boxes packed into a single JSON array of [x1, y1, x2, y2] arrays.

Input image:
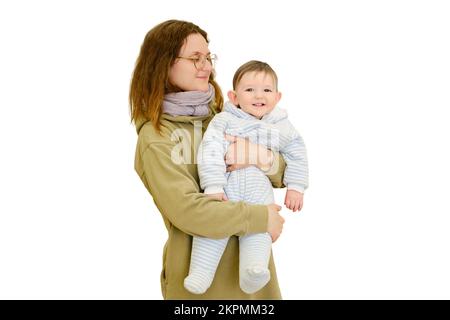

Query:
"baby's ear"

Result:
[[227, 90, 238, 105], [276, 91, 282, 103]]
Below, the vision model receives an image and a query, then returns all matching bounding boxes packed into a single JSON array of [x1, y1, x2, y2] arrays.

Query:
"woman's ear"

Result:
[[227, 90, 238, 105]]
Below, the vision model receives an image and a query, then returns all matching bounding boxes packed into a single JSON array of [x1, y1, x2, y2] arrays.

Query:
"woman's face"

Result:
[[168, 33, 212, 92]]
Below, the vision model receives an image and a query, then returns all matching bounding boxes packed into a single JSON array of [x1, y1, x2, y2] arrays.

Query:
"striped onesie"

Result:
[[184, 101, 309, 294]]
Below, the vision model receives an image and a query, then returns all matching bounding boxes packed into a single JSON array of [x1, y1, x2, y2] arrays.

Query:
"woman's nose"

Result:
[[201, 62, 212, 72]]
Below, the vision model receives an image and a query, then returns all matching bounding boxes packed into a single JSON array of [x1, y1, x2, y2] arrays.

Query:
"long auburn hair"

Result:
[[129, 20, 223, 132]]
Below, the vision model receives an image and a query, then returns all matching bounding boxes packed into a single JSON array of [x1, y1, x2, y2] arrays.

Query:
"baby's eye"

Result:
[[264, 89, 273, 92], [245, 88, 254, 92]]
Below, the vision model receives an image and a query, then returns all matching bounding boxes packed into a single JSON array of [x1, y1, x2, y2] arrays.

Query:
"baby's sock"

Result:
[[184, 268, 215, 294], [239, 232, 272, 294], [240, 265, 271, 294], [184, 236, 229, 294]]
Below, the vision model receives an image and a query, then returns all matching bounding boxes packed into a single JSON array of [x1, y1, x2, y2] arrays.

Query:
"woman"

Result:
[[129, 20, 286, 299]]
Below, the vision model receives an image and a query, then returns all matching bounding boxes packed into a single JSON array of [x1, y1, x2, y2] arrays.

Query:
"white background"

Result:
[[1, 0, 449, 299]]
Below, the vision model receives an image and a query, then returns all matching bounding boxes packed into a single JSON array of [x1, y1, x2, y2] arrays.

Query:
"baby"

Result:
[[185, 60, 309, 294]]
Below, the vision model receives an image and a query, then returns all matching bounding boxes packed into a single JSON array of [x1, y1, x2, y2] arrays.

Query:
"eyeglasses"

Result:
[[177, 54, 217, 70]]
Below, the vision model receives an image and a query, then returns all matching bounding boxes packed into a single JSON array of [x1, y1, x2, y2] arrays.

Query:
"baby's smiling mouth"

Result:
[[252, 103, 266, 107]]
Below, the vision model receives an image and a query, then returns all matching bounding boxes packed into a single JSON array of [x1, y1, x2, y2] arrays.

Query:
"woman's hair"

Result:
[[232, 60, 279, 91], [129, 20, 223, 132]]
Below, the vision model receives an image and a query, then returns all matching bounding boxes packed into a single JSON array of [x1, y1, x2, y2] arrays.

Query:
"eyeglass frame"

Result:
[[176, 53, 217, 70]]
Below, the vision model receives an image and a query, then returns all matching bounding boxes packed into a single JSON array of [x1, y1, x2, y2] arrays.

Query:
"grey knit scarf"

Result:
[[163, 84, 214, 117]]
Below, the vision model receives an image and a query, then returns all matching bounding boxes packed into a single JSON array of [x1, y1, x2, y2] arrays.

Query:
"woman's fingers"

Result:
[[224, 134, 237, 142], [226, 164, 251, 172], [267, 203, 284, 242]]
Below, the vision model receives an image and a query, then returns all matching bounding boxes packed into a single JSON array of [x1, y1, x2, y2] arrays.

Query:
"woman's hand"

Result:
[[206, 193, 228, 201], [225, 135, 274, 172], [266, 204, 284, 242]]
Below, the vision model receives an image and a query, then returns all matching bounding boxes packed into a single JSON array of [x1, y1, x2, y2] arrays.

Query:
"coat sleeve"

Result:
[[279, 121, 309, 192], [197, 115, 228, 194], [136, 141, 268, 239]]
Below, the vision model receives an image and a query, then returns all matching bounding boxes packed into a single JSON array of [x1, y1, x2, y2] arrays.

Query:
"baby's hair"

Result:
[[232, 60, 279, 90]]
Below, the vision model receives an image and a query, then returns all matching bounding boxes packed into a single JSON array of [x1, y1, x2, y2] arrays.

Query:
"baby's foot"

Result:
[[240, 265, 270, 294], [184, 271, 214, 294]]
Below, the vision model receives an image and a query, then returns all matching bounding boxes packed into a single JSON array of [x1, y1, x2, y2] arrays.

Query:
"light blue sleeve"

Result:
[[197, 114, 229, 193], [278, 119, 309, 193]]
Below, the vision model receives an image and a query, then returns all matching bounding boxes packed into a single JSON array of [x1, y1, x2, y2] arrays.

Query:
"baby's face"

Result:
[[230, 71, 281, 119]]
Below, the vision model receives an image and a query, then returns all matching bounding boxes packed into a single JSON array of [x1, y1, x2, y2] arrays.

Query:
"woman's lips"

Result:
[[196, 74, 210, 80]]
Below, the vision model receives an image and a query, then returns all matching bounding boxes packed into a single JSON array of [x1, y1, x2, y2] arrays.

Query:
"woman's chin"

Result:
[[192, 79, 210, 92], [193, 86, 209, 92]]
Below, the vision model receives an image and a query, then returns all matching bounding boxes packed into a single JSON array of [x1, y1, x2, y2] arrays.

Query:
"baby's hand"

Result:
[[284, 190, 304, 212], [206, 193, 229, 201]]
